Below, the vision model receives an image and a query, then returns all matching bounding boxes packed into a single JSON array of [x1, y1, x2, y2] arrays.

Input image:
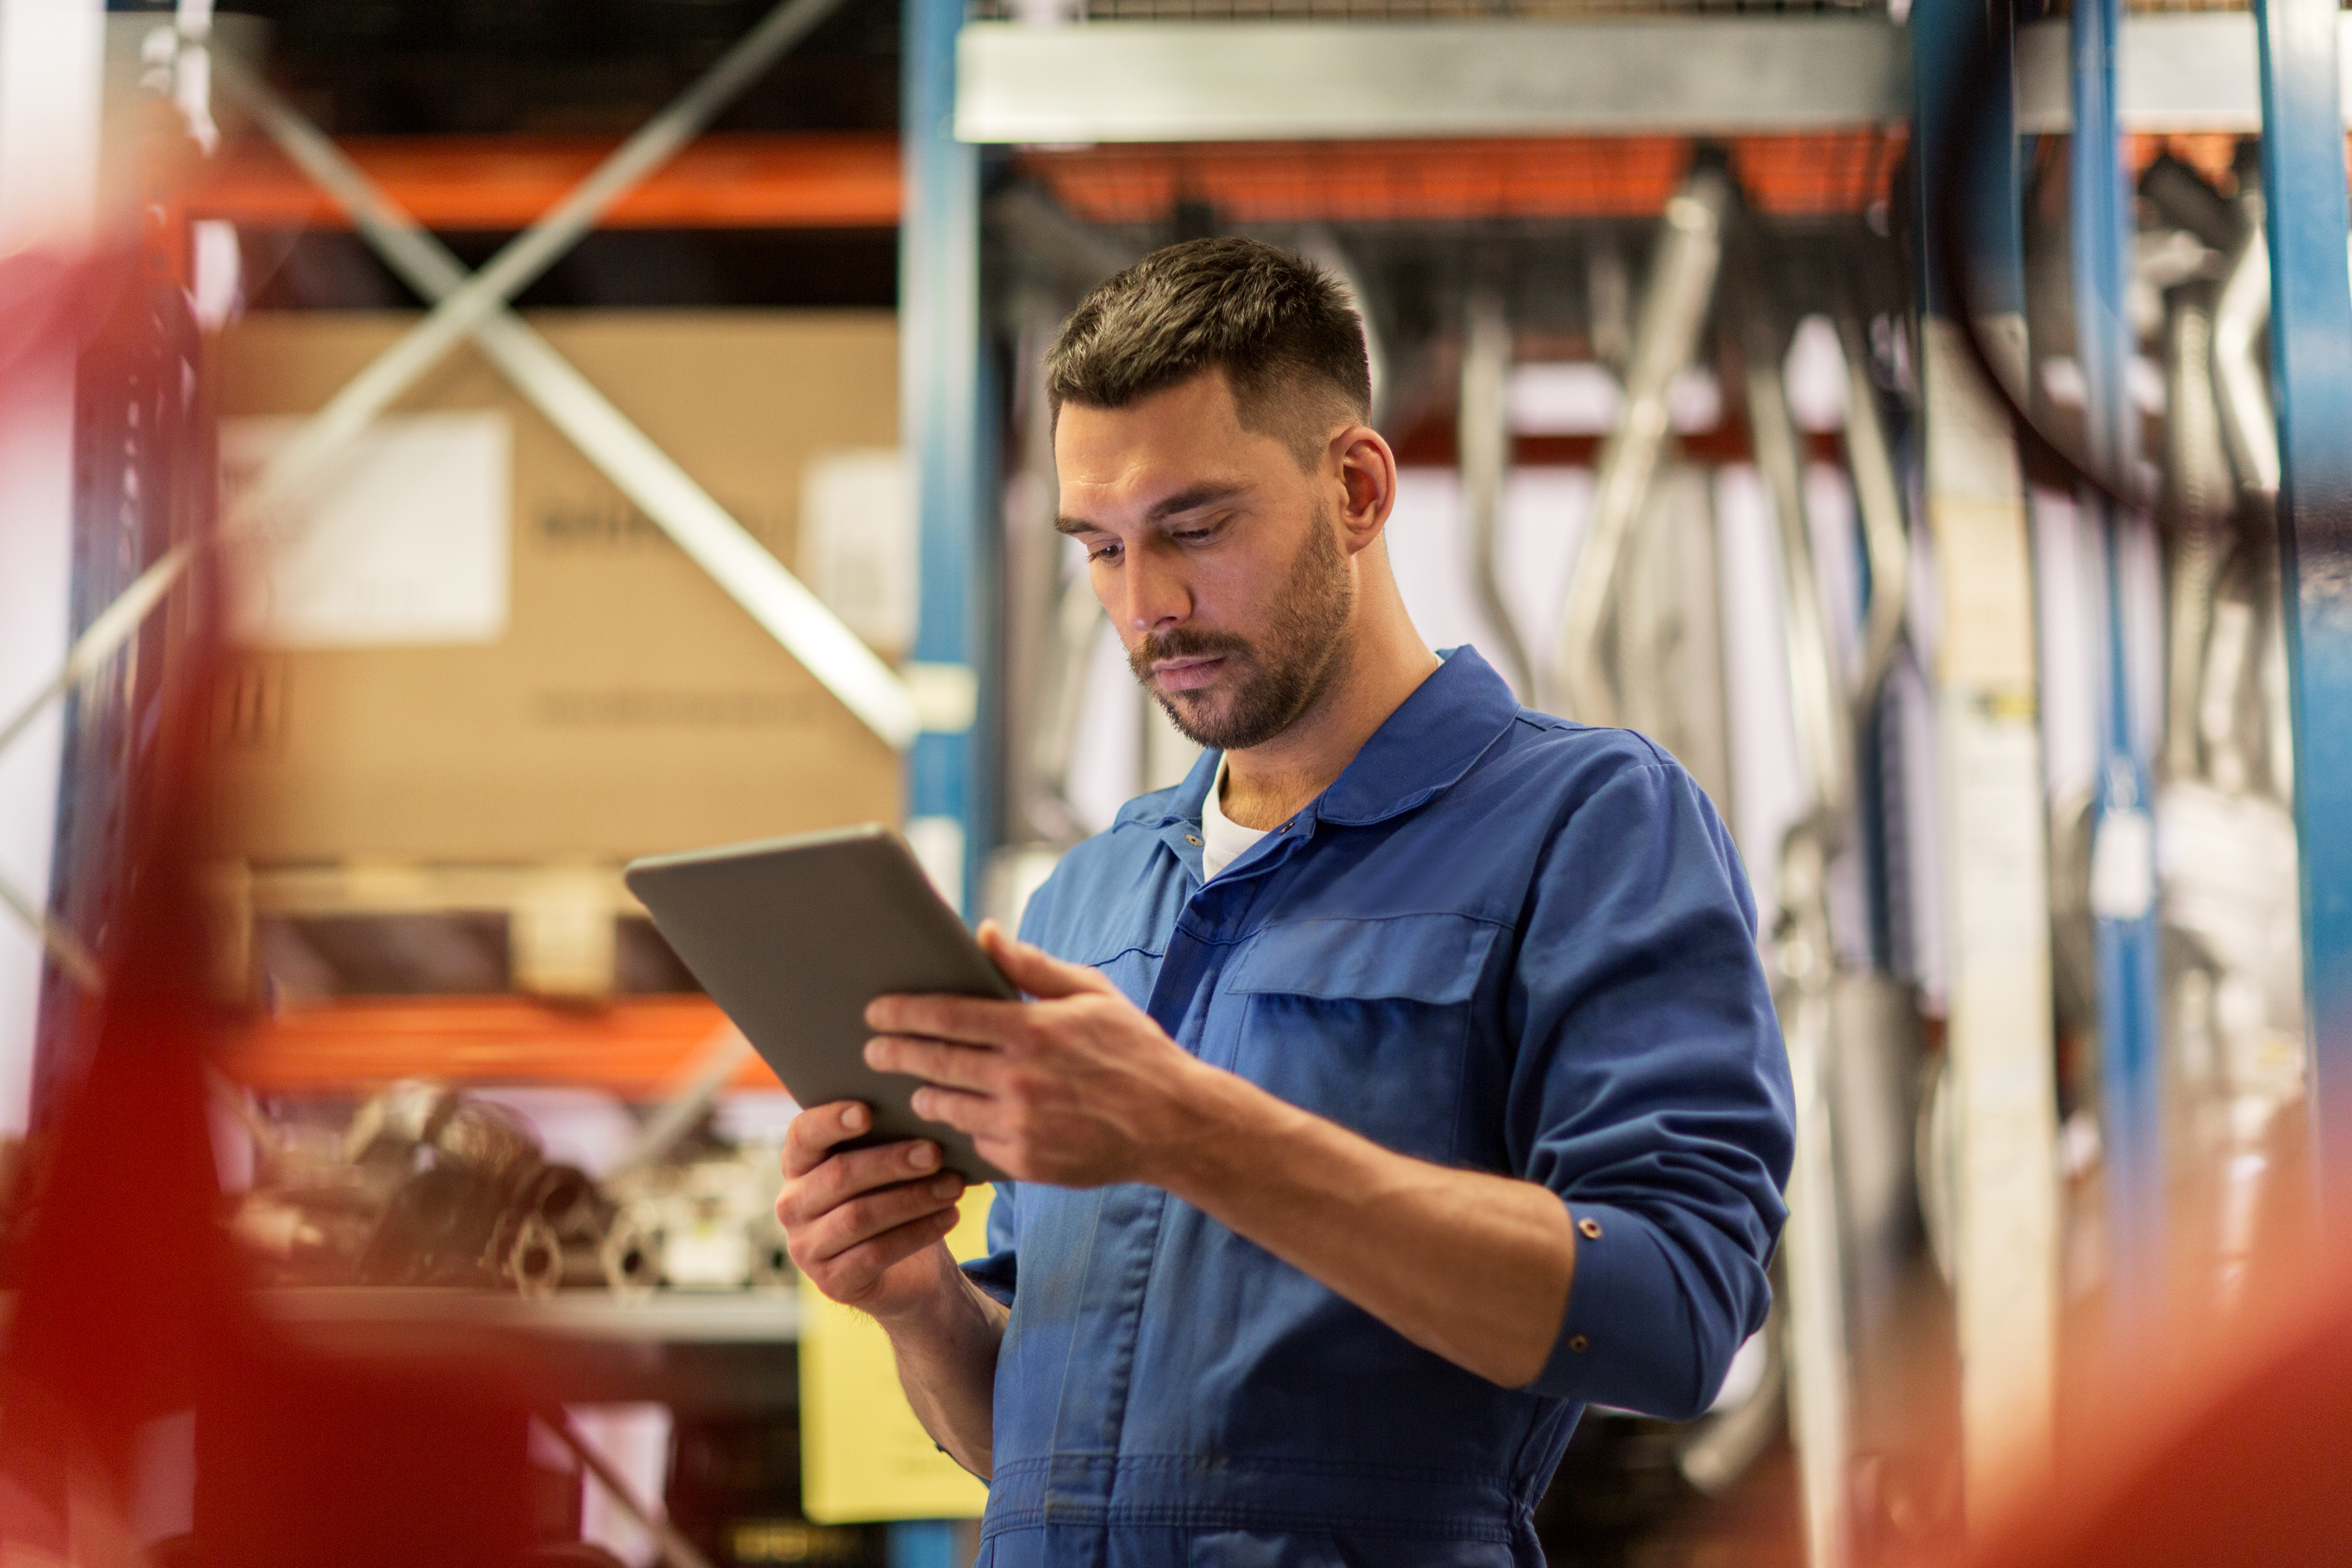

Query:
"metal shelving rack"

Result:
[[921, 3, 2352, 1565]]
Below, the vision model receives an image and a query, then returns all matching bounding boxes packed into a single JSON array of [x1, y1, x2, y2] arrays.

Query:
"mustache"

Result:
[[1128, 628, 1255, 681]]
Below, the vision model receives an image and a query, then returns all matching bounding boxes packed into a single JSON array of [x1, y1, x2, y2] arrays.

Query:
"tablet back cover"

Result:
[[625, 824, 1016, 1183]]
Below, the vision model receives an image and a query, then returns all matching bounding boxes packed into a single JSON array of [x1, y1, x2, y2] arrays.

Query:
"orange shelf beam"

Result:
[[188, 129, 1920, 234], [218, 996, 786, 1100], [188, 131, 902, 230], [1017, 131, 1909, 224]]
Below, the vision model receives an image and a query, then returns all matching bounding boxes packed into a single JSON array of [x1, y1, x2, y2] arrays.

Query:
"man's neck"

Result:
[[1219, 618, 1441, 832]]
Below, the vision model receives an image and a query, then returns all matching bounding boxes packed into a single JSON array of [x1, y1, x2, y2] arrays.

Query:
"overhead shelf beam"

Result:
[[957, 13, 2352, 146], [957, 18, 1912, 142], [2016, 11, 2352, 134]]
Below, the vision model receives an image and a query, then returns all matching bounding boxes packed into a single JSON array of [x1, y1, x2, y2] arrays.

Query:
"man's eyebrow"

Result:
[[1147, 482, 1247, 521], [1055, 483, 1247, 537]]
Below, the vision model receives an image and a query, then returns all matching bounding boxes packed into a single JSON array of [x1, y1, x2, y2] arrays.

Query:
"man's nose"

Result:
[[1116, 549, 1190, 634]]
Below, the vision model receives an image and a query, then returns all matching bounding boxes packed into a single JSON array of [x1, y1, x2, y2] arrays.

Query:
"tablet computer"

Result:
[[624, 824, 1017, 1183]]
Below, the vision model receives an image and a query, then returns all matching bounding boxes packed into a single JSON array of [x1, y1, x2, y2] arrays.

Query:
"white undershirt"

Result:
[[1200, 759, 1270, 882]]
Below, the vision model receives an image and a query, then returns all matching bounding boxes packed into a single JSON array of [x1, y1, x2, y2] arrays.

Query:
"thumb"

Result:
[[979, 919, 1114, 1000]]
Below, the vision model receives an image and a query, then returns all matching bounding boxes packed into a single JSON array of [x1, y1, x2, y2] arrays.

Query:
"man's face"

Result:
[[1054, 370, 1355, 752]]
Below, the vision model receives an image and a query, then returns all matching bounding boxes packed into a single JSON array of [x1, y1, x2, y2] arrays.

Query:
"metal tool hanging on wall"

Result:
[[1720, 183, 1919, 1568], [986, 186, 1145, 850], [2138, 152, 2305, 1297], [1549, 160, 1732, 724], [1459, 288, 1535, 701], [1724, 210, 1853, 1568]]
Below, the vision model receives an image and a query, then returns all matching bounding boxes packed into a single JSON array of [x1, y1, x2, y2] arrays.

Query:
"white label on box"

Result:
[[798, 447, 914, 656], [221, 411, 512, 647]]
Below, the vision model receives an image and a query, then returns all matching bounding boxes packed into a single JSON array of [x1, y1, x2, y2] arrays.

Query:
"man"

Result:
[[777, 237, 1794, 1566]]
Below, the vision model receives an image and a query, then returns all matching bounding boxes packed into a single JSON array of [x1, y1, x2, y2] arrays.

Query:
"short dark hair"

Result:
[[1045, 237, 1371, 469]]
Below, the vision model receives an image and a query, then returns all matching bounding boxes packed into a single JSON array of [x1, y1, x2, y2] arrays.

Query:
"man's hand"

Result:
[[869, 923, 1579, 1390], [775, 1102, 1008, 1477], [863, 922, 1212, 1187], [776, 1100, 968, 1320]]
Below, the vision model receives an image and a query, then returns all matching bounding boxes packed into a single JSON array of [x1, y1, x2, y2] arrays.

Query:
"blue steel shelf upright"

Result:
[[896, 0, 1000, 1557], [2253, 0, 2352, 1203]]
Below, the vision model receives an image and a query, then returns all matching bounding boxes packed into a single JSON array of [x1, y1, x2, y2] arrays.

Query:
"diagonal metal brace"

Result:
[[0, 0, 924, 777], [211, 59, 921, 746], [227, 0, 851, 529]]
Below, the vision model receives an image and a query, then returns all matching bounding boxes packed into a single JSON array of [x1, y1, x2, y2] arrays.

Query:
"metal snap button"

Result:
[[1567, 1334, 1590, 1354], [1185, 834, 1201, 846], [1577, 1217, 1603, 1240]]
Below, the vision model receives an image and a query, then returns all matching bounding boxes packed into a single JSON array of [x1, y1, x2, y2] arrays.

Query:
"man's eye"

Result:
[[1173, 525, 1218, 544], [1088, 541, 1122, 563]]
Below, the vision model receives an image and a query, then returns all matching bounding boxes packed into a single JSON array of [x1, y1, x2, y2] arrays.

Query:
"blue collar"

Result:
[[1138, 645, 1523, 832]]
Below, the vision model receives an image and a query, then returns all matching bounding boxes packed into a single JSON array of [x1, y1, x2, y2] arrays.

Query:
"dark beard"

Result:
[[1127, 505, 1355, 752]]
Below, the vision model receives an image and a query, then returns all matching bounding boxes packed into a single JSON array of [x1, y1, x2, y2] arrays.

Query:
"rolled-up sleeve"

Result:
[[1506, 758, 1794, 1419], [961, 1182, 1019, 1306]]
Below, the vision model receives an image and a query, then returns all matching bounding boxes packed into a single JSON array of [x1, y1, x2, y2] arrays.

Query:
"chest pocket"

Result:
[[1058, 925, 1168, 1011], [1221, 913, 1502, 1163]]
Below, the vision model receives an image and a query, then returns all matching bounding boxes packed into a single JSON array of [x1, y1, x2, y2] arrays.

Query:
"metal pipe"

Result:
[[1773, 829, 1853, 1568], [1299, 226, 1389, 427], [1032, 569, 1108, 836], [1458, 289, 1534, 701], [2213, 189, 2282, 499], [1728, 217, 1856, 1568], [1550, 165, 1731, 723], [2159, 283, 2233, 783], [1837, 310, 1910, 724], [1735, 274, 1852, 824]]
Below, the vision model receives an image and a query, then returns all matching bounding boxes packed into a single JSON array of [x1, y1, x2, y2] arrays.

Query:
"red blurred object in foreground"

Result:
[[0, 253, 546, 1567], [1959, 1243, 2352, 1568]]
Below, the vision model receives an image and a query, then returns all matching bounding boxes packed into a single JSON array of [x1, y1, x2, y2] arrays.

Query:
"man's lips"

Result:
[[1151, 654, 1228, 693]]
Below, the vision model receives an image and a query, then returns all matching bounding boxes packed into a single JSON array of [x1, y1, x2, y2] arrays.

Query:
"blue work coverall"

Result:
[[963, 647, 1795, 1567]]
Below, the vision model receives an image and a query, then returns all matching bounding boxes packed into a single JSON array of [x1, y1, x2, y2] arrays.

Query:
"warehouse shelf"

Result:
[[188, 131, 900, 232], [218, 996, 784, 1099], [262, 1286, 802, 1344], [236, 1288, 807, 1409]]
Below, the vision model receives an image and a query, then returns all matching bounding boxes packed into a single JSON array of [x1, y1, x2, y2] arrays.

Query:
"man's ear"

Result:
[[1332, 425, 1398, 556]]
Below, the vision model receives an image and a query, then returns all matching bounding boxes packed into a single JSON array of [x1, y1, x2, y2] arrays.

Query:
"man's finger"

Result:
[[971, 1134, 1026, 1179], [864, 1034, 1003, 1092], [979, 919, 1117, 1000], [783, 1100, 873, 1178], [819, 1206, 962, 1298], [797, 1171, 967, 1265], [910, 1084, 1003, 1139], [790, 1138, 945, 1222], [865, 992, 1027, 1045]]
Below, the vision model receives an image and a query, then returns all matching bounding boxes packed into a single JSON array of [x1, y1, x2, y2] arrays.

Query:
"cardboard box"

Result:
[[209, 311, 903, 865]]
